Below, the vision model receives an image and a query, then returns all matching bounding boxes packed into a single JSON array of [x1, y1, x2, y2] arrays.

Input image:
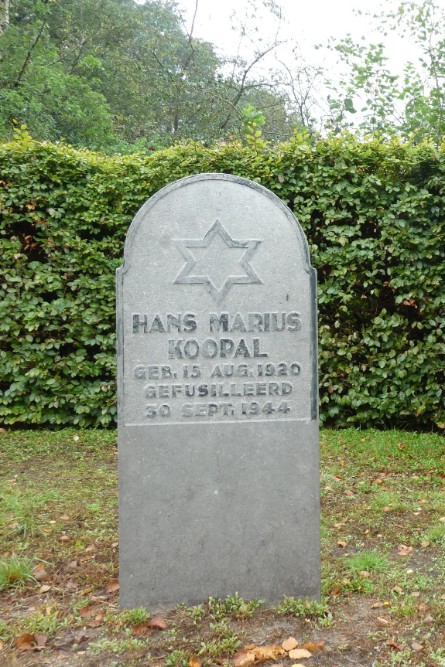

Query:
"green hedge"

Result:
[[1, 132, 444, 429]]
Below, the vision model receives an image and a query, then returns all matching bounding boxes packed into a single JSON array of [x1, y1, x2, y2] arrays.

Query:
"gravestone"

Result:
[[116, 173, 319, 607]]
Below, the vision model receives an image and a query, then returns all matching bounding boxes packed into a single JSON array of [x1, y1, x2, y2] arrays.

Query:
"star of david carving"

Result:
[[173, 220, 263, 304]]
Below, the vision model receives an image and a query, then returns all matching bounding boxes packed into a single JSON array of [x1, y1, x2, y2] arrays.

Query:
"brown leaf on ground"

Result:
[[189, 656, 202, 667], [87, 620, 102, 629], [289, 648, 312, 660], [39, 584, 52, 594], [79, 604, 97, 618], [344, 489, 354, 496], [288, 648, 312, 659], [132, 624, 149, 636], [16, 633, 36, 650], [106, 578, 120, 593], [377, 617, 390, 626], [397, 544, 413, 556], [387, 639, 404, 651], [148, 616, 168, 630], [33, 564, 49, 582], [337, 540, 347, 548], [411, 642, 423, 651], [252, 645, 286, 661], [66, 580, 78, 590], [233, 645, 285, 666], [233, 650, 256, 667], [302, 640, 325, 652], [282, 636, 298, 651], [34, 633, 48, 647]]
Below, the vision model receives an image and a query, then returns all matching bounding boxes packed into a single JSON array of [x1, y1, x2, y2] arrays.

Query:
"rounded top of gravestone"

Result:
[[119, 173, 313, 276]]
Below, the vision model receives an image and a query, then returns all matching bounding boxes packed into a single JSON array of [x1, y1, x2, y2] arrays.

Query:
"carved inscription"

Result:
[[129, 311, 304, 423]]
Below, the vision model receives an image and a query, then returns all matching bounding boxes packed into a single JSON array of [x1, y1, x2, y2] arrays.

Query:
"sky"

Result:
[[175, 0, 444, 78], [170, 0, 445, 127]]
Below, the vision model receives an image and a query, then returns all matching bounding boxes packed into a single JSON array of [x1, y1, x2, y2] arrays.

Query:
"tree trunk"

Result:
[[0, 0, 10, 35]]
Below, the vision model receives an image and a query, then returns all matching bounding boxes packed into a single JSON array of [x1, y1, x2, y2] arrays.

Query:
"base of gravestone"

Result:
[[119, 419, 319, 607]]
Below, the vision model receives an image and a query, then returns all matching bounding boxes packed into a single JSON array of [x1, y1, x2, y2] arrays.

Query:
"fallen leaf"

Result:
[[252, 645, 286, 661], [302, 640, 325, 652], [412, 591, 420, 598], [66, 580, 78, 590], [233, 651, 255, 667], [189, 656, 202, 667], [234, 645, 285, 666], [39, 584, 51, 594], [282, 637, 298, 651], [67, 560, 78, 570], [411, 642, 423, 651], [344, 489, 354, 496], [106, 579, 120, 593], [85, 544, 97, 552], [33, 564, 49, 582], [34, 633, 48, 647], [392, 586, 403, 593], [59, 535, 70, 542], [87, 619, 102, 628], [132, 624, 149, 635], [61, 515, 70, 521], [397, 544, 413, 556], [148, 616, 168, 630], [288, 648, 312, 659], [16, 632, 36, 650], [79, 604, 97, 618], [421, 540, 430, 548], [377, 617, 390, 626], [337, 540, 347, 548], [387, 639, 404, 651], [424, 615, 434, 624]]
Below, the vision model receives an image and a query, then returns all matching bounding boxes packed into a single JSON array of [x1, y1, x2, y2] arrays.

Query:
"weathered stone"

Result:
[[117, 173, 319, 607]]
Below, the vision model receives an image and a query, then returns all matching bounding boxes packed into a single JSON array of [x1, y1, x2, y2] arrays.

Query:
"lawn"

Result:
[[0, 428, 444, 666]]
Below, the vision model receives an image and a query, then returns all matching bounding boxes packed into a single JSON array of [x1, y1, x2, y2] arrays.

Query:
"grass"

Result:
[[0, 555, 35, 590], [0, 427, 444, 666]]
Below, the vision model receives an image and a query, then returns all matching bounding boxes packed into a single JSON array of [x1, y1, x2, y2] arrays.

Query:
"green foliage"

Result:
[[327, 0, 445, 144], [277, 596, 330, 618], [208, 592, 263, 620], [0, 133, 444, 429], [0, 0, 293, 150]]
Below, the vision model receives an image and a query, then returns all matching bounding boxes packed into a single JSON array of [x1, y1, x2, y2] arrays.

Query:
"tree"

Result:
[[326, 0, 445, 144], [0, 0, 297, 149]]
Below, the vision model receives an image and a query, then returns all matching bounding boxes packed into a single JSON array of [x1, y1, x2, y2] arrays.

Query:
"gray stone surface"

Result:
[[116, 173, 320, 607]]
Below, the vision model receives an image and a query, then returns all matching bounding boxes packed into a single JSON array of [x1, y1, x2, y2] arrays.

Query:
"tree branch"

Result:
[[14, 21, 46, 88]]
